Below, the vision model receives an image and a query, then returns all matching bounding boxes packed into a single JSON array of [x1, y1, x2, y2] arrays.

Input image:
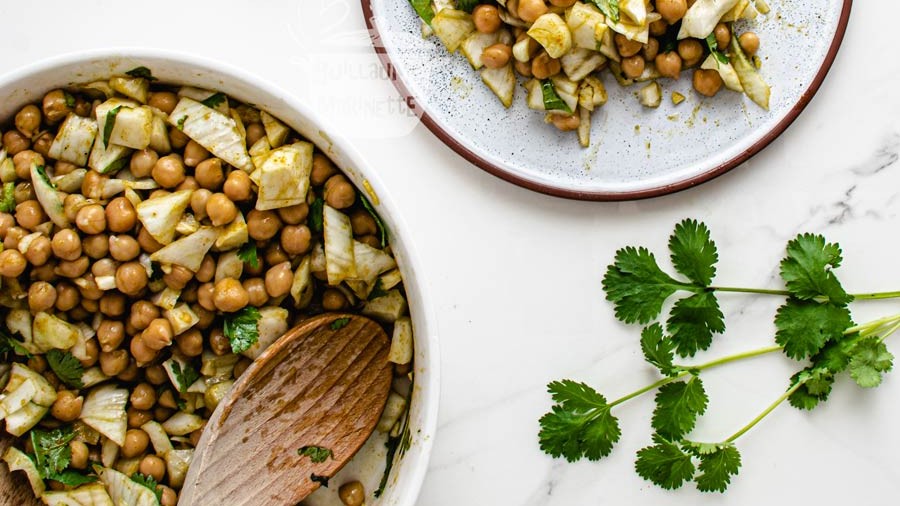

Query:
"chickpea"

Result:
[[154, 406, 174, 422], [172, 329, 202, 358], [16, 200, 46, 231], [80, 234, 108, 260], [129, 300, 160, 331], [76, 205, 106, 235], [310, 153, 338, 187], [116, 261, 149, 296], [4, 226, 26, 250], [14, 183, 35, 205], [70, 441, 89, 470], [245, 123, 266, 146], [338, 481, 365, 506], [160, 487, 177, 506], [149, 91, 178, 115], [130, 149, 159, 178], [81, 171, 107, 200], [693, 68, 724, 97], [109, 234, 141, 262], [195, 158, 224, 190], [73, 97, 91, 118], [76, 274, 103, 301], [28, 282, 57, 313], [157, 389, 177, 409], [0, 213, 14, 238], [152, 154, 186, 188], [549, 0, 577, 5], [264, 242, 289, 267], [168, 126, 189, 150], [223, 169, 252, 202], [322, 288, 349, 311], [197, 282, 216, 311], [206, 193, 238, 226], [713, 23, 731, 50], [280, 225, 311, 256], [196, 255, 216, 283], [100, 292, 127, 317], [350, 209, 377, 236], [24, 235, 52, 266], [518, 0, 548, 23], [513, 59, 533, 77], [32, 262, 58, 282], [183, 140, 210, 167], [655, 52, 683, 79], [656, 0, 687, 24], [31, 133, 54, 158], [324, 175, 356, 209], [650, 19, 668, 38], [140, 455, 166, 482], [49, 391, 82, 424], [739, 31, 760, 55], [264, 262, 293, 298], [193, 303, 215, 329], [548, 113, 580, 132], [13, 150, 43, 180], [122, 429, 150, 459], [143, 318, 174, 351], [213, 278, 249, 312], [97, 319, 125, 352], [163, 264, 194, 291], [621, 55, 646, 79], [99, 349, 129, 376], [42, 90, 73, 124], [145, 364, 168, 385], [209, 327, 231, 356], [677, 39, 704, 66], [247, 209, 282, 241], [357, 235, 380, 249], [117, 359, 140, 382], [482, 44, 513, 69], [2, 130, 30, 155], [532, 51, 561, 79], [92, 258, 118, 279], [78, 339, 99, 368], [55, 283, 80, 311], [130, 335, 159, 364], [188, 188, 211, 220], [0, 249, 27, 277], [233, 357, 252, 379], [181, 283, 198, 303], [473, 4, 502, 33], [137, 227, 163, 253], [176, 175, 198, 192], [63, 194, 86, 224], [128, 408, 153, 428], [15, 105, 42, 138], [105, 197, 137, 233], [643, 38, 660, 62], [49, 229, 80, 262], [243, 278, 269, 307], [27, 355, 47, 374], [130, 383, 157, 411], [56, 256, 90, 278], [615, 34, 643, 58]]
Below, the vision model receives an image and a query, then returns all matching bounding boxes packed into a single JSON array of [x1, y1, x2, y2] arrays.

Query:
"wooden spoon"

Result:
[[0, 435, 42, 506], [178, 313, 393, 506]]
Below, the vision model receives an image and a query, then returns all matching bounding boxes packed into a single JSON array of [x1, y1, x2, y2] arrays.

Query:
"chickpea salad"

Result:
[[0, 68, 415, 505], [409, 0, 772, 147]]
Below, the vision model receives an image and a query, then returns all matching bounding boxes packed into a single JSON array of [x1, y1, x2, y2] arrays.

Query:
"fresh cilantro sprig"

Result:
[[237, 242, 259, 269], [223, 306, 261, 354], [540, 219, 900, 493], [46, 349, 84, 389], [31, 427, 75, 478]]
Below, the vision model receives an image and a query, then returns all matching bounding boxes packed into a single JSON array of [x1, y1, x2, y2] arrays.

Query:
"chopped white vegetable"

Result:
[[528, 13, 572, 58], [162, 411, 204, 436], [578, 76, 608, 111], [204, 380, 234, 412], [678, 0, 741, 39], [376, 391, 408, 433], [200, 350, 239, 377], [149, 114, 172, 155], [378, 268, 404, 291], [150, 226, 219, 272], [136, 188, 193, 245], [165, 448, 194, 489], [289, 255, 313, 307], [550, 75, 580, 113], [164, 303, 200, 336], [89, 137, 132, 174], [561, 49, 607, 82], [33, 311, 80, 351], [260, 110, 290, 148], [362, 289, 408, 323], [41, 482, 114, 506], [241, 306, 289, 360], [481, 63, 516, 108], [253, 142, 312, 211], [48, 113, 98, 167], [5, 402, 49, 436], [324, 205, 357, 285], [389, 316, 414, 365], [461, 30, 502, 69], [352, 240, 397, 285], [101, 436, 119, 468], [175, 212, 201, 236], [178, 86, 230, 115], [248, 137, 271, 170], [162, 355, 195, 393], [730, 34, 770, 109], [566, 2, 607, 51], [81, 367, 111, 388], [110, 75, 150, 104], [432, 9, 476, 53], [620, 0, 648, 25], [31, 162, 68, 228], [51, 168, 87, 193], [577, 107, 592, 148], [3, 446, 45, 497], [101, 467, 158, 506], [108, 106, 153, 149], [214, 212, 247, 251], [150, 287, 181, 311], [142, 420, 174, 456], [639, 81, 662, 108], [80, 384, 128, 446], [214, 250, 243, 283], [168, 97, 253, 172], [701, 54, 744, 92]]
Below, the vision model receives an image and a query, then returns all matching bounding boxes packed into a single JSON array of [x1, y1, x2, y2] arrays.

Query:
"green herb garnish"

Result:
[[0, 182, 15, 212], [176, 115, 187, 131], [201, 92, 227, 108], [589, 0, 619, 24], [360, 195, 388, 248], [31, 426, 75, 478], [35, 165, 56, 189], [46, 349, 84, 389], [455, 0, 482, 13], [131, 472, 163, 503], [237, 242, 259, 269], [0, 327, 31, 357], [408, 0, 435, 25], [223, 307, 261, 354], [47, 469, 98, 486], [539, 219, 900, 492], [368, 278, 389, 301], [125, 66, 157, 81], [309, 197, 325, 233], [298, 446, 333, 463], [63, 91, 76, 108], [330, 318, 351, 331], [170, 361, 201, 394], [540, 79, 572, 114], [103, 106, 122, 147], [705, 33, 730, 65]]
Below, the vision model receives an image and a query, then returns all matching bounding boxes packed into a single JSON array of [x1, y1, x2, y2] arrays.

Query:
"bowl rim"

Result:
[[361, 0, 854, 201], [0, 47, 441, 506]]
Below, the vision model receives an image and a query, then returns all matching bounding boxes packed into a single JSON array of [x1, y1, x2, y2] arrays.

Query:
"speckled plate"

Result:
[[363, 0, 852, 200]]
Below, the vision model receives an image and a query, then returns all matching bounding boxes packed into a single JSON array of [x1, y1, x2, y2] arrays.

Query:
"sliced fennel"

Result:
[[30, 163, 68, 229], [136, 189, 193, 245], [362, 289, 408, 323], [528, 13, 573, 59], [100, 467, 158, 506], [168, 97, 254, 172], [42, 482, 115, 506], [33, 311, 81, 352], [260, 111, 290, 149], [678, 0, 741, 39], [481, 63, 516, 108], [566, 2, 608, 51], [149, 226, 219, 272], [701, 54, 744, 92], [48, 113, 98, 167], [388, 317, 414, 365], [241, 306, 289, 360], [252, 142, 312, 211], [432, 9, 475, 53], [730, 31, 771, 109], [80, 384, 128, 446], [323, 205, 357, 285], [3, 446, 45, 497]]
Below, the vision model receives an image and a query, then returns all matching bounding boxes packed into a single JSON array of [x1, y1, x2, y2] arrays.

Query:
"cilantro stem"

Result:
[[708, 286, 900, 301], [851, 290, 900, 300], [609, 376, 678, 408], [724, 379, 806, 444], [845, 313, 900, 337]]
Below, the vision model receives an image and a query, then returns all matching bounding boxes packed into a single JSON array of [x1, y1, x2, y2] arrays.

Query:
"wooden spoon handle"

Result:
[[0, 435, 42, 506], [179, 313, 393, 506]]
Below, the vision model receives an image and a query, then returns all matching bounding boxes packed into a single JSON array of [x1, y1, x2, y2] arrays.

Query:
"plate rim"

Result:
[[362, 0, 854, 201]]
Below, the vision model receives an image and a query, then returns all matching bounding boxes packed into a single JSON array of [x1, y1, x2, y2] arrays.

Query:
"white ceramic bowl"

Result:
[[0, 48, 439, 506]]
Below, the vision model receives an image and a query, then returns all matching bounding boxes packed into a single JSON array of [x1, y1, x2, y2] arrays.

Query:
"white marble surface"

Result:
[[2, 0, 900, 504]]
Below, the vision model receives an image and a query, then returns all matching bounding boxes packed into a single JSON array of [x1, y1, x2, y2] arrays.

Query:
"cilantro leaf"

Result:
[[848, 337, 893, 388], [309, 197, 325, 233], [125, 66, 157, 81], [539, 380, 621, 461], [46, 349, 84, 389], [540, 79, 573, 113], [63, 91, 76, 108], [787, 368, 834, 410], [201, 92, 228, 108], [368, 278, 388, 301], [695, 444, 741, 492], [652, 376, 708, 439], [49, 469, 97, 486], [131, 472, 163, 503], [237, 242, 259, 269], [774, 299, 852, 360], [0, 327, 32, 357], [640, 324, 677, 376], [0, 182, 16, 212], [634, 435, 695, 490], [170, 361, 201, 393], [666, 291, 725, 357], [31, 426, 75, 478], [408, 0, 435, 24], [668, 219, 718, 286], [455, 0, 482, 13], [330, 317, 351, 331], [224, 306, 261, 354], [360, 195, 388, 248], [298, 445, 333, 463], [35, 165, 56, 189], [780, 233, 852, 304], [705, 33, 730, 65], [103, 106, 122, 147], [603, 246, 687, 324], [588, 0, 620, 24]]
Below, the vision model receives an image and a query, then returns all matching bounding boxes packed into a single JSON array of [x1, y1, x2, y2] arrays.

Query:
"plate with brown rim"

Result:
[[362, 0, 852, 200]]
